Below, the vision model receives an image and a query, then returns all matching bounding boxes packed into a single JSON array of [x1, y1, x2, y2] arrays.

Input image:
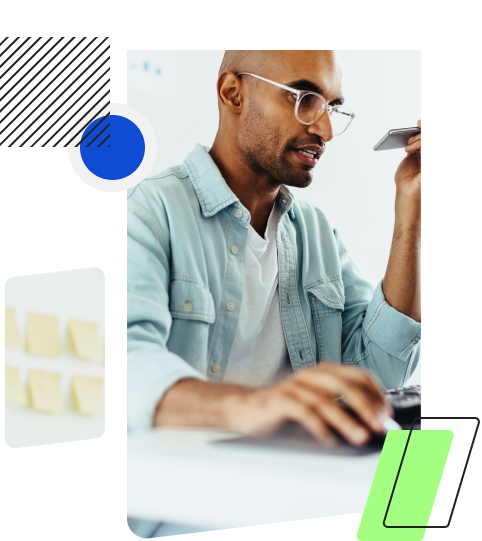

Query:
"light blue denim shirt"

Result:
[[127, 143, 421, 431]]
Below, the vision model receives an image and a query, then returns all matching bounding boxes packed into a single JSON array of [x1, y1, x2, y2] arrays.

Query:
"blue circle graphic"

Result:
[[80, 115, 145, 180]]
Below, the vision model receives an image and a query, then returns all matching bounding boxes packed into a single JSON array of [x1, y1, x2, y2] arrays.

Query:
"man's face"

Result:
[[238, 51, 344, 188]]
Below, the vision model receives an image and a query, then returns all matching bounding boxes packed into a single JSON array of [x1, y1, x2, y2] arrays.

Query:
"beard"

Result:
[[237, 98, 316, 189]]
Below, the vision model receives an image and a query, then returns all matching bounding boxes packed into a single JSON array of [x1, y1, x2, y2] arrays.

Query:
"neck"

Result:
[[209, 129, 280, 236]]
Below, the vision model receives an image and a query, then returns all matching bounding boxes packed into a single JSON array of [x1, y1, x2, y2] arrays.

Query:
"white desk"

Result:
[[127, 427, 380, 530]]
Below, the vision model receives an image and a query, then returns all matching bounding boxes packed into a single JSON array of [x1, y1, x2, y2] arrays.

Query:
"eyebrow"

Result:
[[286, 79, 345, 105]]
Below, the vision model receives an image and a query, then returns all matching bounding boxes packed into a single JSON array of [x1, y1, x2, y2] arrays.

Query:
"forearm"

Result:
[[153, 378, 251, 429], [382, 195, 421, 322]]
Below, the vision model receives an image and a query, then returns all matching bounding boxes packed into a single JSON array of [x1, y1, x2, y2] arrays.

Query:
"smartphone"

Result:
[[373, 127, 421, 151]]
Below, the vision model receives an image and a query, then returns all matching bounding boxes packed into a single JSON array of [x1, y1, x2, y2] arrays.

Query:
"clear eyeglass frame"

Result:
[[237, 72, 355, 135]]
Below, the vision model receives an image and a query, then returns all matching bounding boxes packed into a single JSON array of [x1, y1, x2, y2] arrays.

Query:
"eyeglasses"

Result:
[[237, 72, 355, 136]]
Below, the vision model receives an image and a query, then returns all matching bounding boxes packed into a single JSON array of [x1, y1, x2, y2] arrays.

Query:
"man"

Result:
[[127, 50, 421, 448]]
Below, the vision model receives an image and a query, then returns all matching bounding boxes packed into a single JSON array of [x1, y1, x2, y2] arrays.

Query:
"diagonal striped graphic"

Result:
[[0, 43, 127, 147], [74, 109, 90, 126], [67, 103, 109, 146], [78, 114, 110, 146], [0, 37, 109, 52], [97, 132, 110, 147], [86, 122, 110, 147], [3, 51, 109, 146]]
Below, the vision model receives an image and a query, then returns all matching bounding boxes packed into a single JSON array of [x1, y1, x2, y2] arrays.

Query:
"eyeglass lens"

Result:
[[298, 94, 352, 135], [297, 93, 325, 125], [329, 106, 353, 136]]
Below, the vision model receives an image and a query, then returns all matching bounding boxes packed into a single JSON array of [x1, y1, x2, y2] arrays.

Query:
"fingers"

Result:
[[349, 369, 393, 418], [307, 362, 389, 412], [316, 396, 371, 445], [408, 133, 421, 144], [261, 363, 398, 447], [287, 383, 372, 445], [325, 363, 388, 410], [405, 139, 421, 154], [417, 119, 421, 128], [298, 372, 386, 435], [407, 120, 422, 153], [279, 391, 338, 446], [297, 363, 393, 432]]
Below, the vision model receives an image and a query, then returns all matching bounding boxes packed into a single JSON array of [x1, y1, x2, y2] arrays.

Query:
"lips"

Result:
[[292, 145, 325, 167]]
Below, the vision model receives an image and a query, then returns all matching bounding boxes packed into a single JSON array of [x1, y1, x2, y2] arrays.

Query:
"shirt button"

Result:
[[234, 209, 243, 218], [183, 301, 193, 312], [211, 363, 221, 373], [226, 302, 235, 311], [230, 245, 239, 255]]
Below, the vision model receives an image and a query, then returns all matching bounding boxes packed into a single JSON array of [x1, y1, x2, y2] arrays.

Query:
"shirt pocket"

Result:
[[169, 277, 216, 324], [305, 275, 345, 362]]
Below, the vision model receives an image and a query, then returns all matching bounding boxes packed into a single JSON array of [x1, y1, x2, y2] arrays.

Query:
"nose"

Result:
[[306, 109, 334, 143]]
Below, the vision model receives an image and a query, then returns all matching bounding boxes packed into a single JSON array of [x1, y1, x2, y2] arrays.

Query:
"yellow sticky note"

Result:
[[5, 307, 23, 347], [5, 366, 28, 406], [68, 319, 104, 361], [26, 312, 61, 357], [105, 340, 127, 365], [72, 374, 104, 416], [28, 369, 64, 414]]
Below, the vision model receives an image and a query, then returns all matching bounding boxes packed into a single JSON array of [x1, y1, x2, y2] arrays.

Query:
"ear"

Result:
[[217, 70, 243, 114]]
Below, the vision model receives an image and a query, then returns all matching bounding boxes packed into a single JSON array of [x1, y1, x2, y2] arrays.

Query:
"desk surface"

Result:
[[127, 427, 380, 529]]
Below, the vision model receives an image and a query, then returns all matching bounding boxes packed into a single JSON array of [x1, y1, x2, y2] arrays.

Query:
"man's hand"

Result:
[[382, 119, 421, 321], [230, 362, 393, 446], [393, 119, 421, 225]]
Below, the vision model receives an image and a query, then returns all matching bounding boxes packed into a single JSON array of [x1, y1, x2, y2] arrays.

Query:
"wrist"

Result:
[[224, 387, 260, 432], [395, 192, 421, 224], [394, 199, 420, 241]]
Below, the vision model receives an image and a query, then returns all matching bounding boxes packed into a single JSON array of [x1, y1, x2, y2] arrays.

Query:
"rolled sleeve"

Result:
[[359, 280, 421, 388], [336, 225, 420, 387], [363, 280, 421, 362]]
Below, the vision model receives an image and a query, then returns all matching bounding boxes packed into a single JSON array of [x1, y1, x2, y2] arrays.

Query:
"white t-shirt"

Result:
[[223, 202, 293, 387]]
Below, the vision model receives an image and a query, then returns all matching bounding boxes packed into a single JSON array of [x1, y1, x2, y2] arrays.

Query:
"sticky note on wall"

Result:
[[68, 319, 104, 361], [72, 374, 104, 416], [28, 369, 64, 414], [26, 312, 61, 357], [5, 366, 29, 406], [5, 307, 23, 346]]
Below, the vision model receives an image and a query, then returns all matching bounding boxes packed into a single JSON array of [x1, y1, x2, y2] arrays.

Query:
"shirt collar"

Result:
[[183, 143, 296, 222]]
